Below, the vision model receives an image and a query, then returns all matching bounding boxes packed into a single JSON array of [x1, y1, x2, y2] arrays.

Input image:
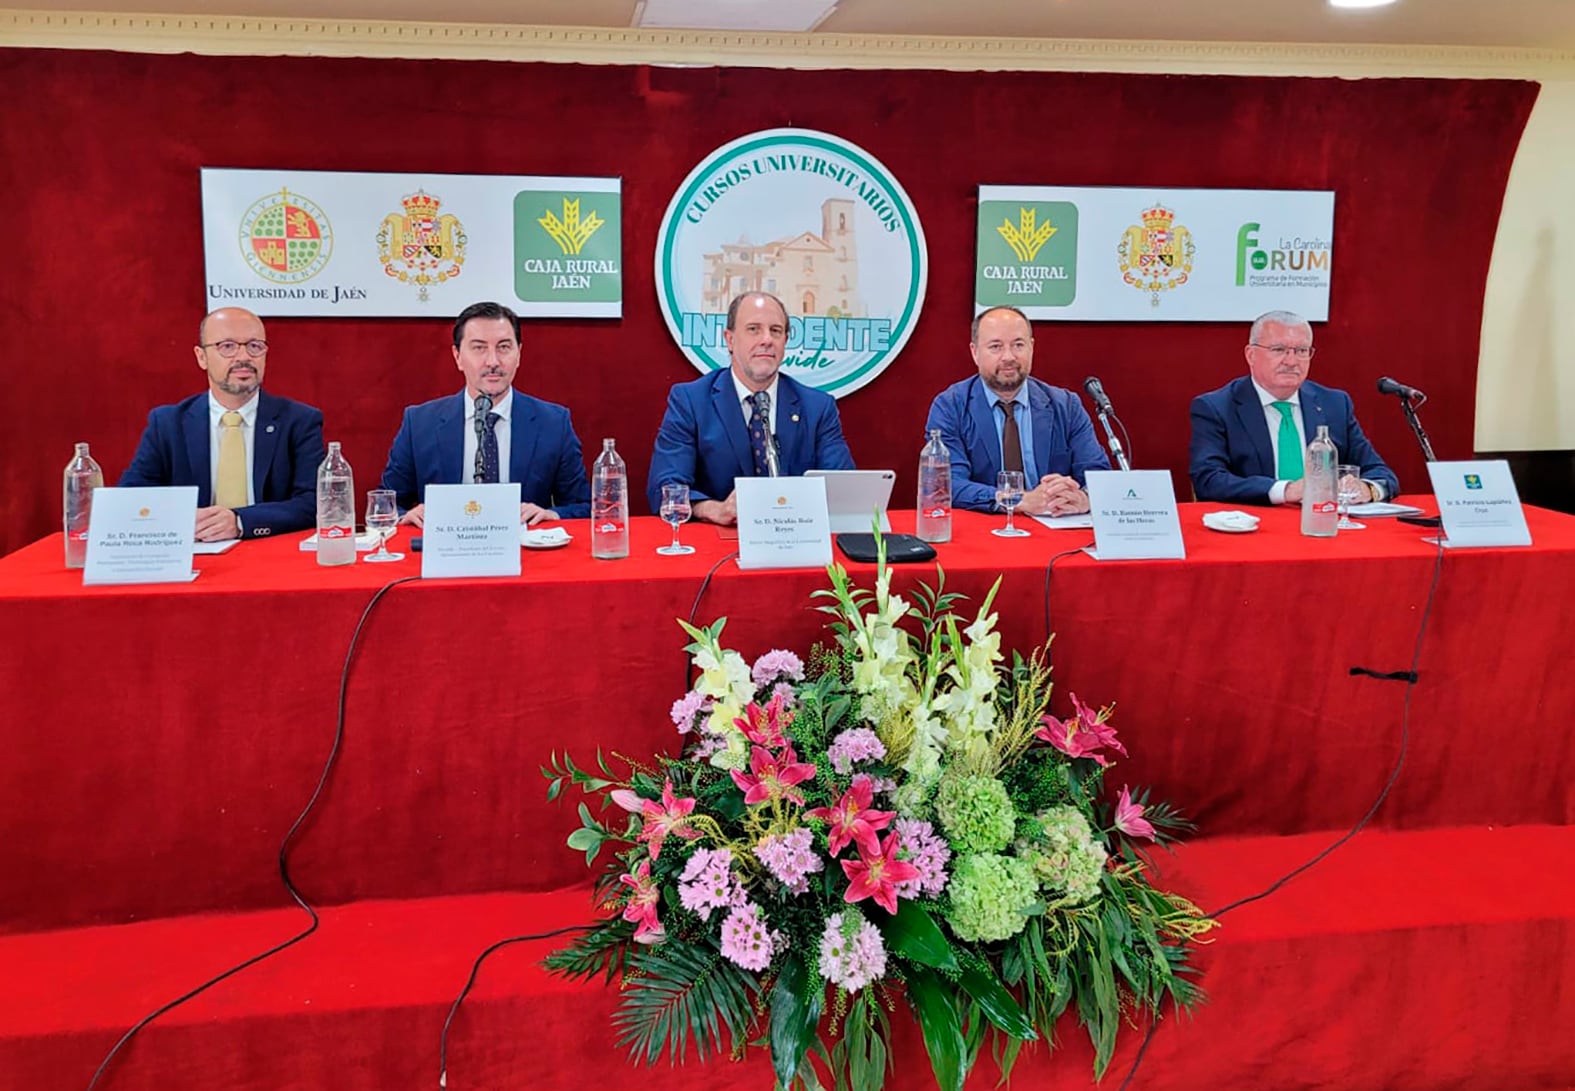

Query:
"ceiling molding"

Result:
[[2, 10, 1572, 78]]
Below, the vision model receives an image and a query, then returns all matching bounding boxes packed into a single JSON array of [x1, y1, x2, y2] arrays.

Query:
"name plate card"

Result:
[[1085, 470, 1186, 560], [1426, 461, 1532, 547], [735, 476, 832, 571], [83, 486, 199, 585], [421, 484, 522, 579]]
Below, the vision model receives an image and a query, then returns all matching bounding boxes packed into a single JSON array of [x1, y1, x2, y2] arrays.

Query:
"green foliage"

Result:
[[541, 920, 634, 984], [832, 990, 891, 1091], [905, 966, 968, 1091], [770, 951, 825, 1088], [611, 941, 761, 1066], [874, 899, 958, 972]]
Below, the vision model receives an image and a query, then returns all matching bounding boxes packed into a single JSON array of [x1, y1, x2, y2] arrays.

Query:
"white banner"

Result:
[[201, 168, 622, 318], [976, 185, 1335, 322]]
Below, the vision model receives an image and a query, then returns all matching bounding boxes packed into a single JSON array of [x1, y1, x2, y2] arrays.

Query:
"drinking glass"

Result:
[[992, 470, 1029, 538], [363, 489, 404, 562], [656, 482, 695, 556], [1336, 465, 1367, 531]]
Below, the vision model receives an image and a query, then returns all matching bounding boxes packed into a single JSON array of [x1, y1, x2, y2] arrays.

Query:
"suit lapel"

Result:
[[508, 391, 540, 487], [710, 371, 754, 476], [968, 378, 1003, 481], [1231, 379, 1276, 477], [440, 393, 466, 484], [182, 398, 212, 506], [252, 392, 282, 499], [1027, 381, 1054, 482], [1300, 382, 1332, 452], [775, 377, 805, 473]]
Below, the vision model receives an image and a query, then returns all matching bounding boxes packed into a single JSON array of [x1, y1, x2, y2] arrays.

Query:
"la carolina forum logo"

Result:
[[654, 128, 928, 398]]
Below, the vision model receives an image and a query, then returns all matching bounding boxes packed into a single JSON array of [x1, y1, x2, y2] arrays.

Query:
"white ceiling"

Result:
[[20, 0, 1575, 50]]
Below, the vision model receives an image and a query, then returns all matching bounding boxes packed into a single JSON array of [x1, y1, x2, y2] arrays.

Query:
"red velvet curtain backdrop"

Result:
[[0, 51, 1536, 556]]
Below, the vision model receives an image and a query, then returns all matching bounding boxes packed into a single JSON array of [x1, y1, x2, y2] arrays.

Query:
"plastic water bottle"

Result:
[[591, 438, 629, 560], [63, 442, 104, 569], [1301, 425, 1338, 538], [916, 428, 952, 543], [316, 441, 356, 566]]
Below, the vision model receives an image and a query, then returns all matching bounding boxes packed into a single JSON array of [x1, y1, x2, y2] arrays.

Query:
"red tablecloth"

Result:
[[4, 502, 1573, 932]]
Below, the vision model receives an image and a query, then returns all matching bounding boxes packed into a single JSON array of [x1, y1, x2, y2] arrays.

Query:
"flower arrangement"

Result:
[[544, 544, 1214, 1090]]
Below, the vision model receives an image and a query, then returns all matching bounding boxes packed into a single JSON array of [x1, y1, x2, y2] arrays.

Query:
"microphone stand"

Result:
[[1399, 394, 1437, 462], [1094, 405, 1131, 471], [764, 431, 782, 478]]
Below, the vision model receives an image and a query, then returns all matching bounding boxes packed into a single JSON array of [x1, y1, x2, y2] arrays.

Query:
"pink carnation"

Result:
[[670, 690, 710, 734], [827, 728, 887, 775], [751, 650, 804, 687]]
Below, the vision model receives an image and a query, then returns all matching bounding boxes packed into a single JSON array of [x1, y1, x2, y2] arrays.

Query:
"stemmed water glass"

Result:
[[656, 482, 695, 556], [992, 470, 1029, 538], [1336, 464, 1367, 531], [363, 489, 404, 562]]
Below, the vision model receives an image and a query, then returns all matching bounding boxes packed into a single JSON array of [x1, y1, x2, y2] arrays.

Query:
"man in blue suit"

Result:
[[924, 306, 1109, 516], [647, 291, 855, 525], [381, 301, 590, 525], [1189, 310, 1398, 506], [119, 306, 323, 541]]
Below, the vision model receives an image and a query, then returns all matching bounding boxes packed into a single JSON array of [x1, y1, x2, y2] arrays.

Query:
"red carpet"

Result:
[[6, 826, 1573, 1091]]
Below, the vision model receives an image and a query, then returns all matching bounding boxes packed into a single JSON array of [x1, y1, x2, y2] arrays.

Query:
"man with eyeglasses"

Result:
[[1189, 309, 1398, 506], [380, 301, 590, 527], [923, 305, 1109, 516], [119, 306, 324, 540]]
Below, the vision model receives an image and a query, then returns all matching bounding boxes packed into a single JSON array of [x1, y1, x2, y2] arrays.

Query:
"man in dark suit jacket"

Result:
[[1189, 310, 1399, 506], [924, 306, 1109, 515], [381, 302, 589, 525], [119, 306, 323, 540], [647, 291, 854, 524]]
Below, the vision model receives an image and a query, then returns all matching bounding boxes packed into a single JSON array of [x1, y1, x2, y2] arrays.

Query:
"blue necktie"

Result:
[[475, 400, 501, 484], [748, 391, 772, 476]]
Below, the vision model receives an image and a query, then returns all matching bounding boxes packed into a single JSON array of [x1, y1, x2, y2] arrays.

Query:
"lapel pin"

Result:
[[792, 414, 799, 423], [266, 424, 276, 433]]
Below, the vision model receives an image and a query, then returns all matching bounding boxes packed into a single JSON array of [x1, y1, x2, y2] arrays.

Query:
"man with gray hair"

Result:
[[646, 290, 854, 525], [1189, 309, 1398, 506]]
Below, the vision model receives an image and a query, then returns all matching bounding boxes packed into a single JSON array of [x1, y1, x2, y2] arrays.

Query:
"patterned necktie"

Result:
[[997, 400, 1024, 475], [1271, 401, 1303, 481], [215, 410, 247, 508], [475, 402, 501, 484], [748, 390, 773, 476]]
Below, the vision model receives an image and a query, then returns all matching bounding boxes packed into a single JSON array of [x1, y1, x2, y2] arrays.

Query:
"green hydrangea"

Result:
[[935, 774, 1015, 854], [1016, 805, 1108, 904], [944, 853, 1038, 942]]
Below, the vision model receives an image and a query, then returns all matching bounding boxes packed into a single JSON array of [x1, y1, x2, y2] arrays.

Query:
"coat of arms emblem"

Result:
[[1117, 203, 1194, 306], [377, 190, 466, 302]]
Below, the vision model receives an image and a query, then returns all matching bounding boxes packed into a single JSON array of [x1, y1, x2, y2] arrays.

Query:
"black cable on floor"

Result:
[[437, 924, 592, 1088], [1119, 537, 1446, 1088], [83, 575, 420, 1091]]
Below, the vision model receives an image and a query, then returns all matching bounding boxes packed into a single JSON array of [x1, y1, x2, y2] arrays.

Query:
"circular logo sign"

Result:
[[238, 188, 333, 284], [655, 128, 927, 398]]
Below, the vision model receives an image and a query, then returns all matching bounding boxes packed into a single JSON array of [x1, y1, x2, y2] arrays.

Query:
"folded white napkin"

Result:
[[1201, 510, 1261, 533], [520, 526, 573, 548]]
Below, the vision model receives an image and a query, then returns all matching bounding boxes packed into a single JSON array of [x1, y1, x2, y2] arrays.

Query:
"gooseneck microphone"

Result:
[[1376, 376, 1426, 404], [764, 431, 782, 478], [473, 394, 493, 436], [1083, 375, 1131, 471]]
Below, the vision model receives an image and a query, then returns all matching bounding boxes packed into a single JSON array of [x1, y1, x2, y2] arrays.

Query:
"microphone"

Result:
[[473, 394, 493, 437], [1083, 376, 1114, 415], [764, 431, 782, 478], [1376, 376, 1426, 403], [1082, 375, 1131, 471]]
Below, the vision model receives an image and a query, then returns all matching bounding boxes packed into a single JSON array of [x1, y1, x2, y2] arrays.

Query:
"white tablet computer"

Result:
[[805, 469, 895, 534]]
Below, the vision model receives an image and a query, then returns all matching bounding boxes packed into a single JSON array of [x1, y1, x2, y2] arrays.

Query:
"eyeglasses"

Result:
[[202, 339, 269, 358], [1251, 343, 1316, 360]]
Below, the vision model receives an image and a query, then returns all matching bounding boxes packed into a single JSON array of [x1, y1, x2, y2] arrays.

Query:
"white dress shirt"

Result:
[[462, 389, 514, 485], [207, 391, 258, 507], [731, 372, 780, 435], [1253, 379, 1386, 504]]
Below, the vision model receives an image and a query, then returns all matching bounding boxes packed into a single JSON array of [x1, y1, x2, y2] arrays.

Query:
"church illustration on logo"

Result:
[[700, 198, 864, 319]]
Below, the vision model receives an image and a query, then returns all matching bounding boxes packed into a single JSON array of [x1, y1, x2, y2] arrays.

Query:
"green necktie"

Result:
[[1271, 402, 1302, 481]]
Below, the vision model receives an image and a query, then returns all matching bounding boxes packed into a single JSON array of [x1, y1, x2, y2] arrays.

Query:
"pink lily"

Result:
[[841, 830, 922, 914], [729, 744, 817, 806], [619, 860, 665, 944], [1036, 692, 1128, 768], [806, 774, 896, 858], [1114, 785, 1157, 841], [734, 690, 795, 749], [609, 789, 644, 813], [636, 780, 702, 860]]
